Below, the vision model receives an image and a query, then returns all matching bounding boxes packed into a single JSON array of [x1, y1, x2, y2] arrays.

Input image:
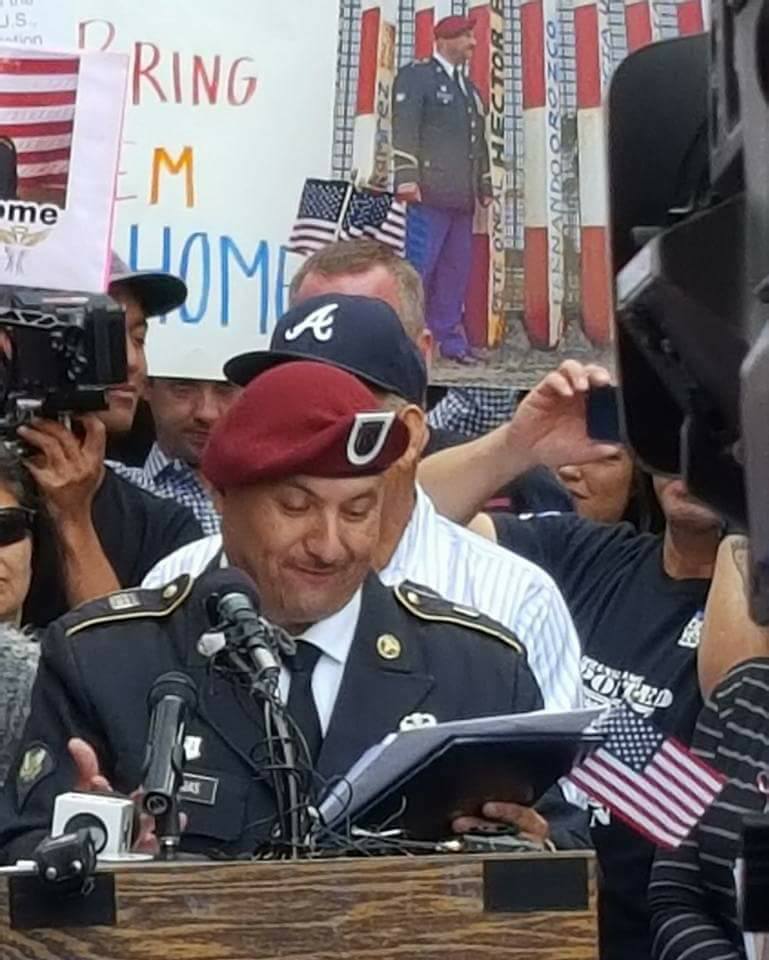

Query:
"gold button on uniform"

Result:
[[162, 583, 179, 600], [377, 634, 402, 660]]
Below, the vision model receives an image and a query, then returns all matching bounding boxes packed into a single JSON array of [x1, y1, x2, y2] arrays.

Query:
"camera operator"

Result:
[[648, 536, 769, 959], [15, 258, 203, 627]]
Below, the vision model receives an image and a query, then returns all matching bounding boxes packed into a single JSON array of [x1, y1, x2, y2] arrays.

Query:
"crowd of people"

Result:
[[0, 236, 762, 959]]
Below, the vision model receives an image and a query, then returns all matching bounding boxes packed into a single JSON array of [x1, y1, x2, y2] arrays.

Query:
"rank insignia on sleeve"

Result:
[[16, 742, 55, 809]]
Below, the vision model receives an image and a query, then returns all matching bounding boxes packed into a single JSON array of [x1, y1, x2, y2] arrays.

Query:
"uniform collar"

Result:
[[303, 588, 361, 665], [433, 52, 458, 78], [433, 52, 466, 90]]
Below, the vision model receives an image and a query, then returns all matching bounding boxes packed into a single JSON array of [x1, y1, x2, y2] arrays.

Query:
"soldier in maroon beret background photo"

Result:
[[392, 15, 492, 364]]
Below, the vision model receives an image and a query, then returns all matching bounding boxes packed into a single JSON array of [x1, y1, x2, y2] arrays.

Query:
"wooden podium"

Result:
[[0, 850, 597, 959]]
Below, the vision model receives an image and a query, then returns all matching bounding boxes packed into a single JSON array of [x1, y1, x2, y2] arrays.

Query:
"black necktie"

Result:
[[453, 66, 466, 98], [286, 640, 323, 764]]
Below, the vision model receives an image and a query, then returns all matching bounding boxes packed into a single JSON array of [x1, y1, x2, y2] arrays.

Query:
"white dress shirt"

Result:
[[279, 589, 360, 734], [142, 487, 583, 713]]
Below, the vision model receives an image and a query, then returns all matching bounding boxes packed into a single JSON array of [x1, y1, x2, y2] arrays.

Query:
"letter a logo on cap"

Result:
[[346, 412, 395, 466], [284, 303, 338, 343]]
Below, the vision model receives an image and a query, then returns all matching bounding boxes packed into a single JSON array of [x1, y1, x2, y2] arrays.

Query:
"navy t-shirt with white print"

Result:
[[492, 512, 709, 960]]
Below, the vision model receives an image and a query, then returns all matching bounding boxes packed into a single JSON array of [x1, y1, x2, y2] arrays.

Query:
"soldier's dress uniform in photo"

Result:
[[392, 16, 491, 361]]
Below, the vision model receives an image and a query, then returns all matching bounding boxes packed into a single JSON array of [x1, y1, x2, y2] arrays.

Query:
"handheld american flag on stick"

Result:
[[568, 704, 727, 849], [288, 177, 407, 256], [0, 55, 79, 203]]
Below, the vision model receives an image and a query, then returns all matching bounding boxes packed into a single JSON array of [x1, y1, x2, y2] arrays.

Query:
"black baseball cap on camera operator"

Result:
[[109, 252, 187, 317], [224, 294, 428, 406]]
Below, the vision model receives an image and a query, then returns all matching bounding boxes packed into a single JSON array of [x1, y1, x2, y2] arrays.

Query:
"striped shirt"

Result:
[[648, 658, 769, 960], [142, 486, 583, 714], [108, 444, 220, 536]]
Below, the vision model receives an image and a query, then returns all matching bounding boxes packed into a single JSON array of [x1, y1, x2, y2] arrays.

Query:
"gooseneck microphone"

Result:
[[215, 590, 281, 684], [201, 567, 295, 694], [142, 672, 198, 825], [194, 567, 309, 855]]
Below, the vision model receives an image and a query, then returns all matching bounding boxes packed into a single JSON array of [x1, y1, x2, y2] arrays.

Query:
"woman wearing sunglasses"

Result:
[[0, 447, 58, 784]]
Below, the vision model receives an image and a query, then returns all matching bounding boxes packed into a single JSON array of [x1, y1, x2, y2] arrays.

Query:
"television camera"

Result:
[[0, 287, 126, 450]]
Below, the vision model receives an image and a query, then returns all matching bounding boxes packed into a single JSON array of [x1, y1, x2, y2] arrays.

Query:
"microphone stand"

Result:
[[155, 798, 182, 861], [223, 627, 306, 858]]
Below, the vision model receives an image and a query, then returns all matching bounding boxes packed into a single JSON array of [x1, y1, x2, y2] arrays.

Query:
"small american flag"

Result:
[[568, 705, 727, 849], [0, 54, 79, 201], [288, 177, 406, 256]]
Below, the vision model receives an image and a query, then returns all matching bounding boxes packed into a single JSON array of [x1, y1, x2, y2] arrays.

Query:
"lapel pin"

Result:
[[377, 633, 402, 660]]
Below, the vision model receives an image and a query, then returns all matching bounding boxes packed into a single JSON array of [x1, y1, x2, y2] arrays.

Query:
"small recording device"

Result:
[[51, 791, 146, 862], [0, 286, 127, 449], [586, 385, 623, 445]]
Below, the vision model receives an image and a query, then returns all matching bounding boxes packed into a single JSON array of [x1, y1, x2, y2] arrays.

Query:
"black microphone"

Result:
[[201, 567, 284, 684], [142, 672, 198, 819]]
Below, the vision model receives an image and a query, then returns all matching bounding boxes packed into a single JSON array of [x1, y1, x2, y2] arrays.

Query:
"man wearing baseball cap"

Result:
[[0, 360, 552, 861], [392, 14, 491, 362], [18, 255, 201, 627]]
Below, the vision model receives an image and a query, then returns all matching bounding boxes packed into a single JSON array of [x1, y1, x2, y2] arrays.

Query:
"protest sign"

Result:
[[0, 43, 125, 293], [77, 0, 339, 380]]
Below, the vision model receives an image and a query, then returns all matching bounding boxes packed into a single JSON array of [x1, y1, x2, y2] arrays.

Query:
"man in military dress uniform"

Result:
[[392, 15, 492, 363], [0, 361, 582, 862]]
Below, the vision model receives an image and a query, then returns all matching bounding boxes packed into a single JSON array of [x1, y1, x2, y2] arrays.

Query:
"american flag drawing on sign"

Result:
[[0, 55, 79, 203], [568, 705, 727, 849], [288, 177, 406, 256]]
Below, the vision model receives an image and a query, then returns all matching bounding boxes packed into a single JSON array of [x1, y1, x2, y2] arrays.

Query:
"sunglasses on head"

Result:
[[0, 507, 34, 546]]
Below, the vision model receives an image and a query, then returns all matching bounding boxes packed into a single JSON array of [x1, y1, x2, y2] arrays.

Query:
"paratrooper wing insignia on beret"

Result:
[[64, 574, 193, 638], [394, 580, 525, 655]]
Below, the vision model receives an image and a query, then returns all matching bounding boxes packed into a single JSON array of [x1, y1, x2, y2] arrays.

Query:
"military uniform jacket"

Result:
[[0, 572, 585, 862], [392, 58, 492, 212]]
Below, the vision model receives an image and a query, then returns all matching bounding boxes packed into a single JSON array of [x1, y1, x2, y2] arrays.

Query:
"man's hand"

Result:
[[18, 415, 120, 607], [68, 738, 178, 855], [505, 360, 620, 472], [70, 737, 113, 793], [452, 801, 550, 846], [396, 182, 422, 204], [19, 416, 105, 525]]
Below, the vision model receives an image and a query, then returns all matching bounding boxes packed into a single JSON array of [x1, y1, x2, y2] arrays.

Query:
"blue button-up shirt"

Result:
[[108, 443, 220, 535]]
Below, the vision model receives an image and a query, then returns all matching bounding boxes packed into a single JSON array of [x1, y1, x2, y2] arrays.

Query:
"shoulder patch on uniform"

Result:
[[64, 574, 193, 638], [16, 741, 55, 810], [394, 581, 525, 655]]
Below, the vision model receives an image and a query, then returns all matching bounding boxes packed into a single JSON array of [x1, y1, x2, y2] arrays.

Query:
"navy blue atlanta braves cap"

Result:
[[223, 294, 428, 405]]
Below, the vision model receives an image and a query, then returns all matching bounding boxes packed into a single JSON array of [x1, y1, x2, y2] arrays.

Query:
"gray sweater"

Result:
[[0, 626, 39, 785]]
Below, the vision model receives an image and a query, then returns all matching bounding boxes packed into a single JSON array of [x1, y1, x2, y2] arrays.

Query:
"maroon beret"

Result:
[[434, 15, 476, 39], [202, 360, 409, 489]]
